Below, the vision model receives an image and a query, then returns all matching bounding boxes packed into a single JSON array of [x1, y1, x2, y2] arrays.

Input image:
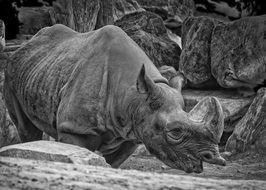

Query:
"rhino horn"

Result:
[[188, 97, 224, 143], [136, 65, 157, 94]]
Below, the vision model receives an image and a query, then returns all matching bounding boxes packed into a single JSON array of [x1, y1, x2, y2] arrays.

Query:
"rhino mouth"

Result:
[[147, 145, 204, 173]]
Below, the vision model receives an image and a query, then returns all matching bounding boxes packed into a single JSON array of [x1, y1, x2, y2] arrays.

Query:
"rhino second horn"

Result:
[[188, 97, 224, 143]]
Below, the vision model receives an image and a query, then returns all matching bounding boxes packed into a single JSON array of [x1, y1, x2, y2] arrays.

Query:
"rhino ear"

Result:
[[136, 65, 156, 94], [188, 97, 224, 143]]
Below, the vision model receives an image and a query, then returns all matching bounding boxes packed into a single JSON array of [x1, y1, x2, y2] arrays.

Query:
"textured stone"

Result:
[[1, 156, 266, 190], [0, 20, 5, 52], [0, 140, 110, 167], [95, 0, 143, 29], [18, 7, 54, 35], [52, 0, 99, 32], [52, 0, 142, 32], [225, 88, 266, 153], [179, 16, 216, 88], [211, 15, 266, 89], [182, 89, 252, 132], [136, 0, 195, 21], [115, 11, 181, 69]]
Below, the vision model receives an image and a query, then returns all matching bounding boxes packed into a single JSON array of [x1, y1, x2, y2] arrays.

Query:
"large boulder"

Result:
[[179, 16, 217, 88], [211, 15, 266, 90], [115, 11, 181, 69], [1, 156, 266, 190], [52, 0, 143, 32], [182, 89, 252, 132], [0, 140, 110, 167], [18, 7, 54, 35], [136, 0, 195, 21], [225, 88, 266, 153]]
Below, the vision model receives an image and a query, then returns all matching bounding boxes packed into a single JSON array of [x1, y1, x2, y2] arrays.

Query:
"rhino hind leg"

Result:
[[4, 86, 42, 142]]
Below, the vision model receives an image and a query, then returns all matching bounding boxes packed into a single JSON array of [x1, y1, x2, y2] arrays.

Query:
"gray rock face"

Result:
[[180, 15, 266, 90], [182, 89, 252, 132], [1, 156, 266, 190], [18, 7, 54, 35], [211, 15, 266, 89], [52, 0, 143, 32], [179, 16, 215, 87], [136, 0, 195, 21], [225, 88, 266, 153], [0, 140, 110, 167], [0, 20, 5, 52], [115, 11, 181, 69]]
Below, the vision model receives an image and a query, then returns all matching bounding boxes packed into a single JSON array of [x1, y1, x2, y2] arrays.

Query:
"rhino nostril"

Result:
[[200, 151, 213, 161]]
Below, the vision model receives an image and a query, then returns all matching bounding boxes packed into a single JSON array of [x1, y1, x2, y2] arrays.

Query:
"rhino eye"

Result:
[[168, 128, 182, 139], [166, 128, 185, 145]]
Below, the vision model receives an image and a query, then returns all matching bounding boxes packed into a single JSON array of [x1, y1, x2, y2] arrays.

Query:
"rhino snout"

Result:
[[199, 151, 226, 166]]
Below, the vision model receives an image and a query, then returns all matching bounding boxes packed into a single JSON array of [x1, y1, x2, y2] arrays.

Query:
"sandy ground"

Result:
[[121, 149, 266, 181]]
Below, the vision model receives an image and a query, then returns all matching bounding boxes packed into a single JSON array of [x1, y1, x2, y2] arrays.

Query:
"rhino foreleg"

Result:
[[57, 121, 102, 151], [103, 141, 138, 168]]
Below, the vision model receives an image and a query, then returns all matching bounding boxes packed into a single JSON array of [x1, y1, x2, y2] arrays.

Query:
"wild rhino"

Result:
[[4, 24, 226, 173]]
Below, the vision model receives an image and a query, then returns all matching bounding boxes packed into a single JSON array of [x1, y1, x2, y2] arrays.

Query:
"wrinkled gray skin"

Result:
[[4, 24, 225, 173]]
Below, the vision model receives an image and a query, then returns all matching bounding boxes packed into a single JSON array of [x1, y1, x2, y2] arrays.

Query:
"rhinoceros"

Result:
[[3, 24, 226, 173]]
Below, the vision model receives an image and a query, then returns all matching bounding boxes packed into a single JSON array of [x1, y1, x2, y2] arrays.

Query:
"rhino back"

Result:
[[4, 24, 166, 137], [5, 24, 99, 129]]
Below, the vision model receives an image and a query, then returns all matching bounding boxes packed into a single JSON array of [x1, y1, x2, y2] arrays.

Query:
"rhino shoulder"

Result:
[[32, 24, 77, 42]]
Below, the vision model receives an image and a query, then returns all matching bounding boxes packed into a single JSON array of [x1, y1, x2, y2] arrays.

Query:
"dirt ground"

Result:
[[121, 149, 266, 181]]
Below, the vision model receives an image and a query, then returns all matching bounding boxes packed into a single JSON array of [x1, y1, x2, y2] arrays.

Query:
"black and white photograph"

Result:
[[0, 0, 266, 189]]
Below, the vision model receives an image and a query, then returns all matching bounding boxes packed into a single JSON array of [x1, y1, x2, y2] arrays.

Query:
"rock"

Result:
[[182, 89, 252, 132], [1, 156, 266, 190], [0, 20, 5, 52], [132, 144, 151, 157], [136, 0, 195, 21], [136, 0, 194, 39], [95, 0, 143, 29], [179, 16, 217, 88], [18, 7, 54, 35], [211, 15, 266, 89], [115, 11, 181, 69], [225, 88, 266, 153], [52, 0, 100, 32], [52, 0, 143, 32], [0, 140, 110, 167]]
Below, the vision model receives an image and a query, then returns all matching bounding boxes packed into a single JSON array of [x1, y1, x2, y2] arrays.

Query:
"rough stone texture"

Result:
[[182, 89, 252, 132], [0, 19, 5, 52], [115, 11, 181, 69], [52, 0, 143, 32], [136, 0, 195, 21], [1, 157, 266, 190], [0, 140, 110, 167], [18, 7, 54, 35], [225, 88, 266, 153], [211, 15, 266, 89], [179, 16, 216, 88], [95, 0, 143, 29]]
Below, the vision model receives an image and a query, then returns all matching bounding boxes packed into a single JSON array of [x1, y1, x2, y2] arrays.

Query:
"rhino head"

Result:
[[128, 66, 226, 173]]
